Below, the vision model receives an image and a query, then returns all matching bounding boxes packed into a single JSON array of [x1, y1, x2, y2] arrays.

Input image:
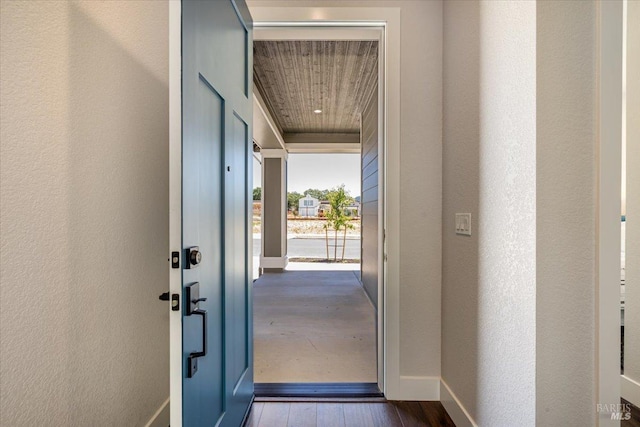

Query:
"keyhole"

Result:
[[227, 166, 231, 172]]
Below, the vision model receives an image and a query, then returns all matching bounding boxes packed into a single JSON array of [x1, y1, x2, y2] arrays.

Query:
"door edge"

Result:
[[169, 1, 183, 426]]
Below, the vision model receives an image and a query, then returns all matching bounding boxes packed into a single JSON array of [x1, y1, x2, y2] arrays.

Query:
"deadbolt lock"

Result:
[[185, 246, 201, 269]]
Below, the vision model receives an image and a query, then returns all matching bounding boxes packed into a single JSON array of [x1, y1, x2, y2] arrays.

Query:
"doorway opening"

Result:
[[285, 153, 362, 268], [250, 28, 385, 396]]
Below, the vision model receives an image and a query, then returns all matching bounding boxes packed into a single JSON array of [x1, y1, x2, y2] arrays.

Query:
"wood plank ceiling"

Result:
[[253, 41, 378, 143]]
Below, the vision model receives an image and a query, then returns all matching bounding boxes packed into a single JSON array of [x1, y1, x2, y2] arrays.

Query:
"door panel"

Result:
[[224, 112, 252, 425], [182, 73, 225, 427], [225, 112, 248, 390], [181, 1, 253, 426]]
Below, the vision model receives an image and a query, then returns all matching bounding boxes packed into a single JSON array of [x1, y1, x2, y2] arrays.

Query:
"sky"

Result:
[[253, 153, 361, 197]]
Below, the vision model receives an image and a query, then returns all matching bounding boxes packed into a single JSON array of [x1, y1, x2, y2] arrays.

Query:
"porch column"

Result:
[[260, 149, 288, 272]]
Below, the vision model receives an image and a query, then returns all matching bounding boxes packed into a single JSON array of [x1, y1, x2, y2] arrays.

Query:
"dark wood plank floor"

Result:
[[244, 401, 455, 427], [622, 399, 640, 427]]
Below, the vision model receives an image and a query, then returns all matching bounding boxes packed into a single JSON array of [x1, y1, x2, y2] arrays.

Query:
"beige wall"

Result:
[[442, 1, 536, 424], [248, 0, 444, 379], [536, 1, 597, 424], [624, 0, 640, 404], [1, 0, 612, 424], [442, 1, 599, 425], [0, 1, 169, 425], [441, 0, 482, 418]]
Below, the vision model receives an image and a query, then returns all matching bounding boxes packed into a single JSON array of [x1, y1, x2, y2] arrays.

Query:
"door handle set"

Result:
[[188, 308, 207, 378], [181, 247, 207, 377], [185, 282, 207, 378]]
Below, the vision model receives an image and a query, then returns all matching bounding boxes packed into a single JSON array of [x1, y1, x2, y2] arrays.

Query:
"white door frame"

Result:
[[168, 1, 182, 426], [619, 0, 640, 410], [596, 0, 624, 424], [170, 6, 402, 423], [250, 6, 401, 398]]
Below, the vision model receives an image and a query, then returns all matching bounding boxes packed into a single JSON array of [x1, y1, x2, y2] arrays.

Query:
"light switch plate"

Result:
[[455, 213, 471, 236]]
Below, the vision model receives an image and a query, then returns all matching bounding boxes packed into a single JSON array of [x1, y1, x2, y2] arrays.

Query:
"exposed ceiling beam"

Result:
[[252, 90, 286, 151], [284, 132, 360, 145], [254, 26, 381, 41], [285, 143, 361, 154]]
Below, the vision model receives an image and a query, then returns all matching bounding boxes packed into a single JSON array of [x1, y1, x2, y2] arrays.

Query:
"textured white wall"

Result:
[[442, 1, 536, 425], [536, 1, 597, 425], [247, 0, 443, 379], [0, 1, 169, 425], [443, 1, 599, 425], [624, 0, 640, 401]]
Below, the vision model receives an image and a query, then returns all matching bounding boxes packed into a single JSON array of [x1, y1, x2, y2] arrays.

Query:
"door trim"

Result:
[[596, 0, 623, 423], [251, 6, 401, 398], [168, 1, 182, 426]]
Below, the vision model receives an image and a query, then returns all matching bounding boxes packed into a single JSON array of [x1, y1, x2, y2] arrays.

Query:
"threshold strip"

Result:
[[254, 382, 383, 398]]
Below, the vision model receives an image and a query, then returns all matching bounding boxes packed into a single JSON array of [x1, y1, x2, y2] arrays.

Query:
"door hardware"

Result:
[[185, 246, 201, 269], [171, 251, 180, 269], [187, 308, 206, 378], [190, 250, 201, 265], [159, 292, 180, 311], [185, 282, 207, 315], [185, 282, 207, 377]]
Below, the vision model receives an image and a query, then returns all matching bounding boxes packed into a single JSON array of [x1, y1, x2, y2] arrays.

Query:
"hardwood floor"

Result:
[[244, 397, 640, 426], [244, 401, 455, 427], [623, 399, 640, 427]]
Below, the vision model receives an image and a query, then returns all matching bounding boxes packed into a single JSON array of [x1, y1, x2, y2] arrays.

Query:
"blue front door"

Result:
[[181, 1, 253, 425]]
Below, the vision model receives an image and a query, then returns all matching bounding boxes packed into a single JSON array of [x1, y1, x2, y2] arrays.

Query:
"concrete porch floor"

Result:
[[253, 270, 377, 383]]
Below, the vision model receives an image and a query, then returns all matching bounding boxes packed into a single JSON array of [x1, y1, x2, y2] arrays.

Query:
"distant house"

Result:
[[252, 201, 262, 217], [345, 201, 361, 217], [316, 200, 360, 217], [318, 201, 330, 217], [298, 194, 320, 217]]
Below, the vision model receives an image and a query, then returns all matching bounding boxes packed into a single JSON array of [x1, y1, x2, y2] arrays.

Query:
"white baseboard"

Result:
[[622, 375, 640, 408], [260, 256, 288, 269], [145, 398, 170, 427], [440, 379, 477, 427], [388, 376, 440, 401]]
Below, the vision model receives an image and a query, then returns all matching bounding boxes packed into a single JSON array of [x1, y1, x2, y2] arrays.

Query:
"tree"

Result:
[[324, 185, 355, 261], [304, 188, 329, 201], [287, 191, 303, 212], [253, 187, 261, 201]]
